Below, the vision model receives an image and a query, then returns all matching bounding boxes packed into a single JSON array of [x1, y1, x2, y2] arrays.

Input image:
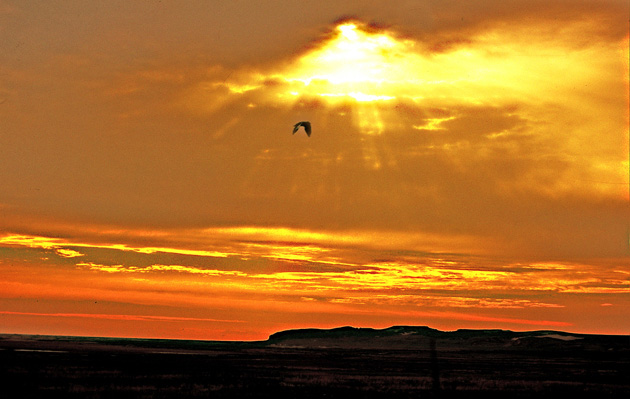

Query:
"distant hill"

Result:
[[266, 325, 629, 351]]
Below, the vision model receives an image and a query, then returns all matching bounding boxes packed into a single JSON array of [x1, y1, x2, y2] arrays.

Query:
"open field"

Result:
[[1, 327, 629, 398]]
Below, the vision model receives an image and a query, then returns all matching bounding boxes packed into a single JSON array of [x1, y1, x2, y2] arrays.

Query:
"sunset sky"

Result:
[[1, 0, 629, 340]]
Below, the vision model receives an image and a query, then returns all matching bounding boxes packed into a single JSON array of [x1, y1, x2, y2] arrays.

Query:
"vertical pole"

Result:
[[430, 338, 441, 397]]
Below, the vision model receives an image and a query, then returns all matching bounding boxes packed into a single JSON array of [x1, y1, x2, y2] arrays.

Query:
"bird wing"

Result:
[[292, 121, 311, 136]]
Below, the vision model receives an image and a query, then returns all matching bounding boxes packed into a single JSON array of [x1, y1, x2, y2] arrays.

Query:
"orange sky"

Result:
[[1, 0, 629, 340]]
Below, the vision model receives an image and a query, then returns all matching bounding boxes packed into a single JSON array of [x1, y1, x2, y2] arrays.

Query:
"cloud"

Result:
[[0, 311, 243, 323], [55, 248, 84, 258], [77, 262, 248, 278], [3, 230, 626, 305]]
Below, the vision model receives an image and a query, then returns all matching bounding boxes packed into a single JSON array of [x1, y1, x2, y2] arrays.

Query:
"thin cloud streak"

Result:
[[0, 311, 244, 324]]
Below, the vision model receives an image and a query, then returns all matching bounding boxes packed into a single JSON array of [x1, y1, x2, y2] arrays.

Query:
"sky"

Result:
[[0, 0, 629, 340]]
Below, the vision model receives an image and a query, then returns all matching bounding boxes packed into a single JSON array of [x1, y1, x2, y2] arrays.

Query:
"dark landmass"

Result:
[[267, 325, 630, 351], [1, 326, 629, 398]]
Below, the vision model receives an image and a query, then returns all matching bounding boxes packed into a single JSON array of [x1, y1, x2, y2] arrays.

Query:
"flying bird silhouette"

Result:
[[292, 121, 311, 137]]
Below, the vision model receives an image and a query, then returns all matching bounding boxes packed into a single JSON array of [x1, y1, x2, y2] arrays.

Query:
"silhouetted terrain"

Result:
[[1, 326, 629, 398]]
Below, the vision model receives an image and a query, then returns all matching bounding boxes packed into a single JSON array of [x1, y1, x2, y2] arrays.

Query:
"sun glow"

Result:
[[279, 22, 416, 104]]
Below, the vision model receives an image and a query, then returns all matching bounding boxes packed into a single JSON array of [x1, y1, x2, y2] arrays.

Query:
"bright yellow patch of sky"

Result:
[[213, 19, 628, 193]]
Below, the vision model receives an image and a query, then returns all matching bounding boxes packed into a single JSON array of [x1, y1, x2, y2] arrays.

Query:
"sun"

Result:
[[279, 21, 415, 104], [271, 21, 424, 137]]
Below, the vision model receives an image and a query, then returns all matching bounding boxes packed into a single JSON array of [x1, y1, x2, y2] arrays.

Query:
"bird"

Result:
[[292, 121, 311, 137]]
